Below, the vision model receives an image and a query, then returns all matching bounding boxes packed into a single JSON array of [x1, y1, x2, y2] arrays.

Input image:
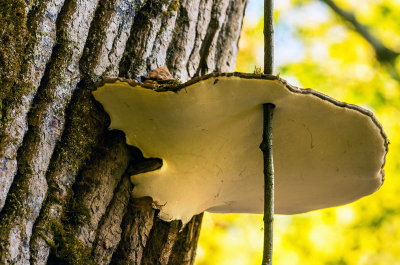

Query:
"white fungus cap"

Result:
[[93, 73, 388, 224]]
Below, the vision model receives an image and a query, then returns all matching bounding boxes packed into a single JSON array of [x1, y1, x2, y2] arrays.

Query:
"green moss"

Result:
[[4, 82, 35, 122], [50, 219, 94, 265], [0, 172, 30, 219], [168, 0, 180, 12], [141, 0, 180, 17], [37, 231, 57, 249], [253, 65, 263, 74], [34, 198, 94, 265], [162, 0, 180, 17], [0, 177, 31, 252], [160, 0, 170, 5], [66, 200, 91, 226], [0, 0, 28, 99], [5, 192, 23, 212], [0, 98, 3, 121]]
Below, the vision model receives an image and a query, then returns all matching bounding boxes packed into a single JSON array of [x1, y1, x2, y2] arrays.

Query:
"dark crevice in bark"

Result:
[[29, 88, 108, 264], [145, 1, 180, 75], [91, 175, 132, 264], [168, 213, 203, 265], [68, 130, 130, 242], [0, 0, 247, 263], [31, 3, 146, 259], [0, 0, 74, 218], [103, 148, 164, 265], [194, 0, 229, 76], [79, 0, 141, 88], [24, 0, 39, 13], [141, 218, 181, 265], [165, 0, 202, 81], [194, 8, 219, 75], [79, 0, 119, 87], [118, 0, 173, 79], [0, 0, 66, 212], [0, 0, 72, 258], [47, 130, 130, 264], [0, 0, 28, 210], [0, 0, 101, 262], [110, 198, 155, 264], [165, 3, 190, 77], [184, 0, 212, 79], [30, 4, 144, 260], [214, 0, 247, 72]]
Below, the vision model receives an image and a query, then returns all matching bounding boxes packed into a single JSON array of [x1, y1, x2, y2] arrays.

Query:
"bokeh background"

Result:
[[194, 0, 400, 264]]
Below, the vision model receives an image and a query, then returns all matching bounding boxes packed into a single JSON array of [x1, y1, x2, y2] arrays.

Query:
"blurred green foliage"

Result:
[[195, 0, 400, 264]]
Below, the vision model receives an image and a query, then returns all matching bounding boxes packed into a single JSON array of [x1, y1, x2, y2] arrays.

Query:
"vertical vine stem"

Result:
[[260, 103, 275, 265], [264, 0, 274, 75], [262, 0, 274, 264]]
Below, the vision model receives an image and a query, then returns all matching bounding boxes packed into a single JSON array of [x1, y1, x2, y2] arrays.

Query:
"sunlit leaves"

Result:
[[195, 0, 400, 264]]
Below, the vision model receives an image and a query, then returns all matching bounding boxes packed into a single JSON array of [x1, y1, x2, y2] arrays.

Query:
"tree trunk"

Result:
[[0, 0, 247, 264]]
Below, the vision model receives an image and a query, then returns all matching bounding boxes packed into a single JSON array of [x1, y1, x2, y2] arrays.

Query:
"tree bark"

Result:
[[0, 0, 247, 264]]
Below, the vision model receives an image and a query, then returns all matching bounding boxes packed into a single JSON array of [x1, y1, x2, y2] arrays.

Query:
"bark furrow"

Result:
[[119, 0, 178, 79], [141, 219, 181, 265], [42, 130, 130, 264], [92, 176, 132, 265], [0, 0, 100, 263], [111, 198, 155, 264], [0, 0, 66, 211], [186, 0, 214, 78], [195, 0, 230, 76], [80, 0, 144, 85], [214, 0, 247, 72], [29, 89, 108, 265], [0, 0, 248, 263], [166, 0, 202, 81], [29, 0, 143, 261], [145, 1, 180, 76], [168, 214, 203, 265], [71, 131, 130, 248]]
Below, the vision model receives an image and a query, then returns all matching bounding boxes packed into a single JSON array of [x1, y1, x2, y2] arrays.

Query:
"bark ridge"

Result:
[[0, 0, 247, 264]]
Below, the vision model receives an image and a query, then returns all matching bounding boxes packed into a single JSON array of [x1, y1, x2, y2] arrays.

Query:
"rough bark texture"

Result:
[[0, 0, 247, 264]]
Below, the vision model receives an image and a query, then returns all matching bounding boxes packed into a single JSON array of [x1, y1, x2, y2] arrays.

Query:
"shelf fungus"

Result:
[[93, 72, 388, 224]]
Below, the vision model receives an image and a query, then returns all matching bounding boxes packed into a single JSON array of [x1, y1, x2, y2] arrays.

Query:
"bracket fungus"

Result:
[[93, 72, 388, 225]]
